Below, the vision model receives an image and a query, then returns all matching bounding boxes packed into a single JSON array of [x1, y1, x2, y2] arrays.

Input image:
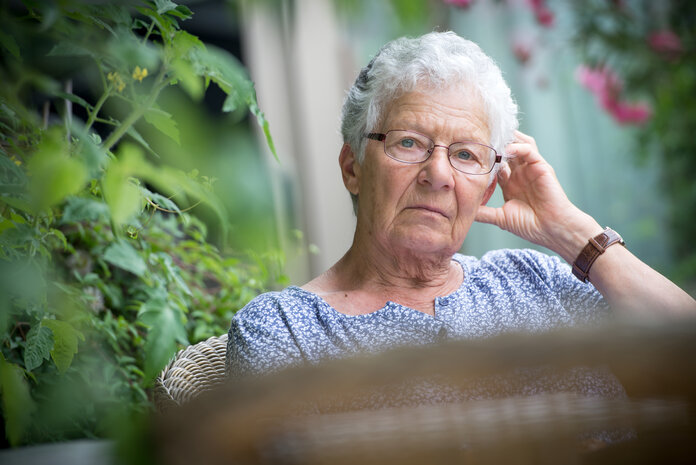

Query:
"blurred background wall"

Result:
[[233, 0, 673, 285]]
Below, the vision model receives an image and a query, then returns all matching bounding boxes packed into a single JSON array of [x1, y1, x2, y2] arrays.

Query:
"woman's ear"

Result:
[[339, 143, 360, 195], [481, 178, 497, 205]]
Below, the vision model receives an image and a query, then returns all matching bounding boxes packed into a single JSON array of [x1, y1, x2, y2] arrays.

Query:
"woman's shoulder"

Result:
[[454, 248, 565, 279], [233, 286, 327, 325]]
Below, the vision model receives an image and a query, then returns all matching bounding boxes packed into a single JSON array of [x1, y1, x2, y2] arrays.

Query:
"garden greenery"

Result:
[[0, 0, 283, 446]]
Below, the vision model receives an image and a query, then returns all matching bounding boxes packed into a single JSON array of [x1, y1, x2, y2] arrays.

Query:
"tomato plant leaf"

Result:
[[140, 187, 181, 214], [41, 320, 84, 374], [0, 195, 34, 213], [143, 108, 180, 144], [170, 5, 193, 20], [26, 130, 88, 212], [103, 145, 144, 227], [171, 58, 204, 100], [53, 91, 92, 111], [126, 126, 160, 158], [138, 296, 188, 381], [154, 0, 178, 15], [47, 42, 94, 58], [0, 354, 35, 446], [24, 325, 54, 372], [0, 29, 20, 59], [103, 239, 147, 277], [61, 196, 110, 224], [249, 101, 278, 161]]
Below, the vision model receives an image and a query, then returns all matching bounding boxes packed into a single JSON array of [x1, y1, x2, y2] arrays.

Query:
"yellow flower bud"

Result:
[[107, 71, 125, 92], [132, 66, 148, 82]]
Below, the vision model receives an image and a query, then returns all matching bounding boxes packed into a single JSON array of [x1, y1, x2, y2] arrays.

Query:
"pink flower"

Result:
[[576, 64, 651, 125], [534, 5, 554, 26], [444, 0, 475, 8], [648, 30, 683, 59], [512, 39, 532, 65], [527, 0, 554, 27], [576, 65, 621, 101], [606, 101, 652, 124]]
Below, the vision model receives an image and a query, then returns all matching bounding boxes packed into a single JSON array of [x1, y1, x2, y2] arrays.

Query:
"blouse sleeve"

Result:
[[538, 251, 611, 325], [226, 293, 305, 378]]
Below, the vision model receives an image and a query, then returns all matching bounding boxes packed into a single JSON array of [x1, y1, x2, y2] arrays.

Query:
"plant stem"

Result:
[[142, 20, 155, 44], [101, 70, 168, 152], [86, 88, 111, 131]]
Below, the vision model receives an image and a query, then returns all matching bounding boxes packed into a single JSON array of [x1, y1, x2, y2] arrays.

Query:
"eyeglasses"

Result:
[[364, 130, 501, 175]]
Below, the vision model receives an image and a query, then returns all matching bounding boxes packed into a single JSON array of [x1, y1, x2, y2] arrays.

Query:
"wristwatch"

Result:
[[572, 227, 625, 283]]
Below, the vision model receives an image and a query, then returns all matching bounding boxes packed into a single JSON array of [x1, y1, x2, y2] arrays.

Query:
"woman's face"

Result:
[[348, 86, 496, 259]]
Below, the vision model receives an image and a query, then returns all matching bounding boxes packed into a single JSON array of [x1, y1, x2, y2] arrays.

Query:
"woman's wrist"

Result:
[[548, 211, 603, 265]]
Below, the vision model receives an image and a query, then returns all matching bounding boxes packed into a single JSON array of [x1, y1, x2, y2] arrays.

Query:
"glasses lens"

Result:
[[449, 142, 496, 174], [384, 130, 432, 163]]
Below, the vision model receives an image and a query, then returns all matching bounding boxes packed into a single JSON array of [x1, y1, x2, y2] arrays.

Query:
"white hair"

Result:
[[341, 31, 518, 208]]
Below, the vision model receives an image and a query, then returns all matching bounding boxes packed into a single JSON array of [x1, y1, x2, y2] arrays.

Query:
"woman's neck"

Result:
[[304, 237, 463, 315]]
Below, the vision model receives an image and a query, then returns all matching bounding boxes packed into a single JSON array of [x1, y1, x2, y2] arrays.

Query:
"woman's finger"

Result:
[[506, 142, 544, 165], [475, 205, 502, 226], [496, 162, 511, 186], [514, 130, 538, 149]]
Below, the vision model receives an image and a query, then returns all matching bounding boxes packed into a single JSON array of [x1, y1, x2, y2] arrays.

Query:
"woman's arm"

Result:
[[475, 130, 696, 317]]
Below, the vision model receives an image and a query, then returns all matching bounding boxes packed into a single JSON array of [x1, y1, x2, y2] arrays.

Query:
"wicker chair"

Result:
[[154, 334, 228, 413]]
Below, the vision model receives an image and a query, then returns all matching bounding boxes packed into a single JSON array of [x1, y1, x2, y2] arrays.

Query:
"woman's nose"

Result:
[[418, 145, 454, 190]]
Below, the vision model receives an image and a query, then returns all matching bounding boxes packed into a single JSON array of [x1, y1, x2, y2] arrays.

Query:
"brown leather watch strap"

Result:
[[572, 227, 625, 283]]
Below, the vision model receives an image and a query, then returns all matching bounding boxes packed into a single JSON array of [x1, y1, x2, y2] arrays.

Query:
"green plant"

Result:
[[0, 0, 283, 446], [568, 0, 696, 290]]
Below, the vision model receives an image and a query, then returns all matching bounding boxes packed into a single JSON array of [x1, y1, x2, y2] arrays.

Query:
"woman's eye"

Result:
[[400, 138, 416, 148], [455, 150, 473, 161]]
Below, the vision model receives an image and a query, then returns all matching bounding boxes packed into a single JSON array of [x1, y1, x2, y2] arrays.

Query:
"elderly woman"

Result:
[[227, 32, 695, 384]]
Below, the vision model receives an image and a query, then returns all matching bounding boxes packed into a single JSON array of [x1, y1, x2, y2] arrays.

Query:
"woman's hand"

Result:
[[475, 130, 601, 263], [477, 130, 696, 316]]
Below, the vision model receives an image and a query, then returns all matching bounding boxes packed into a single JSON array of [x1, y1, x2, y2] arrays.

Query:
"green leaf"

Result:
[[106, 30, 159, 72], [171, 30, 204, 56], [53, 91, 91, 111], [41, 320, 84, 374], [0, 218, 15, 235], [70, 121, 109, 177], [159, 254, 192, 296], [97, 4, 133, 27], [143, 108, 180, 144], [155, 0, 178, 14], [222, 92, 242, 113], [46, 228, 68, 251], [188, 44, 254, 102], [140, 187, 181, 213], [0, 195, 33, 213], [171, 58, 204, 100], [138, 296, 188, 381], [187, 44, 277, 158], [24, 325, 54, 372], [126, 126, 159, 158], [103, 239, 147, 277], [26, 129, 88, 212], [170, 5, 193, 20], [103, 145, 143, 226], [0, 354, 35, 446], [0, 151, 27, 188], [61, 196, 110, 223], [249, 101, 278, 161], [46, 42, 94, 58], [0, 29, 20, 59]]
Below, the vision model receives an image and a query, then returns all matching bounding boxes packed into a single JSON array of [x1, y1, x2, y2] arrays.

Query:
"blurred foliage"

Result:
[[567, 0, 696, 289], [0, 0, 285, 447]]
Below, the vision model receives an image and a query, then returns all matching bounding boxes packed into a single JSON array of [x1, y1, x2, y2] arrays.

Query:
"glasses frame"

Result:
[[364, 130, 502, 175]]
